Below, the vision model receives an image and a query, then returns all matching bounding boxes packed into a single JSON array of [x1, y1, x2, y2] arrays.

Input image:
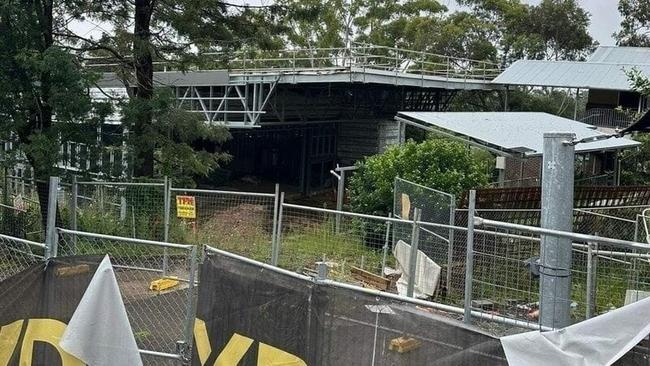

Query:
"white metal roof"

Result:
[[588, 46, 650, 64], [396, 112, 640, 157], [492, 60, 650, 91]]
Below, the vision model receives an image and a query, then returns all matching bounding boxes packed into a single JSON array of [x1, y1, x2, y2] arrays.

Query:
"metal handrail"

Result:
[[85, 43, 503, 81]]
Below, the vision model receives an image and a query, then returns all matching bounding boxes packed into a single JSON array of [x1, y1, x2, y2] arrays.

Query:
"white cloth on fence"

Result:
[[394, 240, 441, 298], [500, 295, 650, 366], [60, 255, 143, 366]]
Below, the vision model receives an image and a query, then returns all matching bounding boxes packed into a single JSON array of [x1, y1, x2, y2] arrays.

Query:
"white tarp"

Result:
[[394, 240, 441, 298], [501, 295, 650, 366], [60, 255, 143, 366]]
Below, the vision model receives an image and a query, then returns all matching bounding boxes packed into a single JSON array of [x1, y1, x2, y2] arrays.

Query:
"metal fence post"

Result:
[[463, 190, 476, 324], [406, 208, 421, 298], [162, 176, 170, 276], [70, 176, 78, 254], [336, 170, 345, 232], [271, 192, 285, 266], [182, 245, 198, 361], [45, 176, 60, 259], [539, 132, 575, 329], [585, 241, 597, 319], [381, 214, 392, 275], [447, 196, 456, 296], [271, 184, 280, 264]]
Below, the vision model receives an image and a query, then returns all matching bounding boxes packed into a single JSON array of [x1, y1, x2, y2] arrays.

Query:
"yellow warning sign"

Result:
[[176, 195, 196, 219]]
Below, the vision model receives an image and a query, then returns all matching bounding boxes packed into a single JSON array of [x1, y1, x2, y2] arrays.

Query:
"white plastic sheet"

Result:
[[60, 255, 143, 366], [394, 240, 441, 298], [501, 295, 650, 366]]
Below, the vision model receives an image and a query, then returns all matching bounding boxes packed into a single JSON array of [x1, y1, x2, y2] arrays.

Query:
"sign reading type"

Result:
[[176, 195, 197, 219]]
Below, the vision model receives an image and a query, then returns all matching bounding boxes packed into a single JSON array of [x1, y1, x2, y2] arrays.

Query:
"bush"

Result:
[[349, 139, 492, 216]]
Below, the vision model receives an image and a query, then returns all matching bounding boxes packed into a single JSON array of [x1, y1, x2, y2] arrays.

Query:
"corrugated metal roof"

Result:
[[491, 60, 650, 90], [396, 112, 640, 157], [588, 46, 650, 64]]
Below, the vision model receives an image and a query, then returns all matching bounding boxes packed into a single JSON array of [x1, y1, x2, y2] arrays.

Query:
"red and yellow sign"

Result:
[[176, 195, 196, 219]]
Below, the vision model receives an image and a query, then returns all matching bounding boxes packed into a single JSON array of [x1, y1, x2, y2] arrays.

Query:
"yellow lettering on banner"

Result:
[[20, 319, 83, 366], [214, 333, 254, 366], [0, 320, 23, 364], [193, 318, 307, 366], [194, 319, 212, 365], [258, 343, 307, 366]]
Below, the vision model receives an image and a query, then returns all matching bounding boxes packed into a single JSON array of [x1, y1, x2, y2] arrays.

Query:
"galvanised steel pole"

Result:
[[162, 176, 170, 276], [539, 132, 575, 329], [45, 176, 60, 259], [71, 176, 78, 254], [406, 208, 421, 298], [463, 190, 476, 324]]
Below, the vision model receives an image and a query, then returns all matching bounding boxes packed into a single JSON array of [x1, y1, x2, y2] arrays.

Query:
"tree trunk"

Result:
[[133, 0, 155, 177], [34, 0, 56, 229]]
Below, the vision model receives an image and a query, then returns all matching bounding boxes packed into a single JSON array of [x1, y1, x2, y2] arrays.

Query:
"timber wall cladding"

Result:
[[337, 120, 399, 164]]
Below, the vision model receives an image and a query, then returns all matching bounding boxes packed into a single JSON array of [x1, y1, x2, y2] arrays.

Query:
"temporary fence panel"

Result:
[[56, 228, 198, 360], [0, 233, 44, 281], [393, 178, 456, 296], [197, 246, 508, 365], [277, 203, 411, 284], [73, 181, 166, 241], [168, 188, 277, 262], [0, 175, 45, 240], [464, 210, 650, 335]]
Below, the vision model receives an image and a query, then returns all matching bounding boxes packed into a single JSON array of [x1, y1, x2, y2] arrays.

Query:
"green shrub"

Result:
[[349, 139, 491, 216]]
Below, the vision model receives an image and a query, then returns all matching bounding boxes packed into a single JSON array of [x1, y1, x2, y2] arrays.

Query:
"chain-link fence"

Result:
[[56, 228, 197, 362], [0, 175, 45, 240], [168, 187, 277, 262], [73, 181, 166, 241], [0, 233, 45, 281]]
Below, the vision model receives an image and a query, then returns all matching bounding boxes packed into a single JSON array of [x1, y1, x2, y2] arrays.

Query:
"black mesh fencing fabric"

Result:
[[0, 255, 103, 365], [194, 251, 507, 365]]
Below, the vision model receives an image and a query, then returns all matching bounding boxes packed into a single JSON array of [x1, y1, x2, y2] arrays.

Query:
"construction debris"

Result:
[[350, 266, 390, 290], [149, 277, 180, 292], [389, 336, 422, 354]]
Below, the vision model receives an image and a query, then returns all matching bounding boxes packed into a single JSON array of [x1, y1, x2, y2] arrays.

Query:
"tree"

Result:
[[620, 69, 650, 185], [459, 0, 594, 64], [60, 1, 282, 177], [615, 0, 650, 47], [0, 0, 110, 225], [348, 139, 491, 217]]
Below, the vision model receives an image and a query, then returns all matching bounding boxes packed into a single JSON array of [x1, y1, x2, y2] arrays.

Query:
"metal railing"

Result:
[[579, 108, 636, 129], [87, 43, 502, 81]]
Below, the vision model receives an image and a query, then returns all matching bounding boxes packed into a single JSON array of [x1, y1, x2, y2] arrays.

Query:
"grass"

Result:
[[278, 221, 390, 282]]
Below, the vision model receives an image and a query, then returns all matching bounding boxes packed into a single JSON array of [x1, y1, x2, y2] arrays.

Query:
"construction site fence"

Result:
[[3, 176, 650, 338]]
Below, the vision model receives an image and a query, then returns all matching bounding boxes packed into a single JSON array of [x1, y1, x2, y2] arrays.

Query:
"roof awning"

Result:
[[396, 112, 640, 157], [492, 60, 650, 91]]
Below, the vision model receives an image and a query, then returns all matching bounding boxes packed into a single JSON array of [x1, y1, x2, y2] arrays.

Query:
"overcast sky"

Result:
[[73, 0, 623, 46], [443, 0, 622, 46]]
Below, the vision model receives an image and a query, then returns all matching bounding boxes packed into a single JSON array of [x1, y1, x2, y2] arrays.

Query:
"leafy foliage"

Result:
[[120, 89, 231, 186], [620, 68, 650, 186], [349, 139, 491, 216], [615, 0, 650, 47]]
